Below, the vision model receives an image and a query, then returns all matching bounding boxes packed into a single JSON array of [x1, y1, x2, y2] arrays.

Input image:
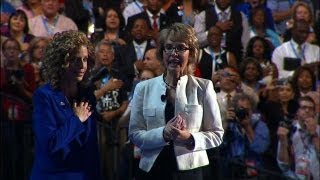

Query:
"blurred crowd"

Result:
[[1, 0, 319, 179]]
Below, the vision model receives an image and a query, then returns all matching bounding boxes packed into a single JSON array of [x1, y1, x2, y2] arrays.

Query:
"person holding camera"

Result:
[[219, 93, 270, 179], [277, 96, 319, 180]]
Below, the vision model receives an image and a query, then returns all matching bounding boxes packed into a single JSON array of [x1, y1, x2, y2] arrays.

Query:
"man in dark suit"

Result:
[[126, 0, 172, 44], [119, 17, 155, 92], [194, 0, 250, 61]]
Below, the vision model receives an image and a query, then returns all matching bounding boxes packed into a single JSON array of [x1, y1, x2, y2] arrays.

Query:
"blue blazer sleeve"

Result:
[[32, 88, 89, 161]]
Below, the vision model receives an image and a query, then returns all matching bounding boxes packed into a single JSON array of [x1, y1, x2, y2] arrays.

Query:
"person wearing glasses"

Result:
[[30, 31, 101, 180], [277, 96, 319, 180], [128, 23, 224, 180]]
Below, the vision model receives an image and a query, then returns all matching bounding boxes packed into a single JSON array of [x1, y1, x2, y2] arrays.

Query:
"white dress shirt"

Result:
[[272, 39, 320, 79], [133, 40, 147, 60], [29, 15, 78, 38], [123, 0, 145, 25]]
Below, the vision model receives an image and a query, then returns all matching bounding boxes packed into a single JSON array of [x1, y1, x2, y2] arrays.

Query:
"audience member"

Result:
[[28, 36, 50, 87], [267, 0, 314, 35], [122, 0, 147, 24], [29, 0, 78, 38], [165, 0, 197, 27], [219, 92, 270, 179], [17, 0, 43, 19], [236, 0, 275, 30], [239, 57, 264, 94], [291, 66, 319, 113], [197, 25, 237, 80], [0, 38, 36, 104], [117, 67, 156, 180], [127, 0, 172, 44], [277, 96, 319, 180], [272, 19, 320, 79], [64, 0, 90, 35], [118, 17, 154, 89], [194, 0, 250, 61], [245, 36, 278, 85], [283, 1, 318, 44], [0, 0, 16, 30], [93, 40, 128, 179], [143, 48, 164, 76], [2, 10, 35, 52], [91, 7, 128, 46], [248, 7, 281, 48], [216, 67, 258, 125]]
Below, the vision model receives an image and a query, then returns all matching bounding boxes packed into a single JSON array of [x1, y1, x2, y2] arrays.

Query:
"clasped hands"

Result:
[[163, 114, 192, 144]]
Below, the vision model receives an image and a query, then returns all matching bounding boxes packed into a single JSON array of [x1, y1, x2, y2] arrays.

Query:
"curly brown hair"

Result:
[[42, 31, 94, 89]]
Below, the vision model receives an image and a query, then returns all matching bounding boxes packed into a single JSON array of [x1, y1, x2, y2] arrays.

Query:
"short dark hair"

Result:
[[298, 96, 316, 111]]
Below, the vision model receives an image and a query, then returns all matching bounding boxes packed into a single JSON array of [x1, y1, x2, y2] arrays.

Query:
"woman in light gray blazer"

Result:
[[129, 23, 224, 180]]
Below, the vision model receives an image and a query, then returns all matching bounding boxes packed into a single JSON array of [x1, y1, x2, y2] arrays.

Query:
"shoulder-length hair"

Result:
[[245, 36, 272, 61], [28, 36, 50, 61], [292, 1, 314, 26], [291, 65, 316, 92], [156, 23, 199, 75], [42, 31, 94, 89], [239, 57, 263, 81], [9, 10, 30, 34]]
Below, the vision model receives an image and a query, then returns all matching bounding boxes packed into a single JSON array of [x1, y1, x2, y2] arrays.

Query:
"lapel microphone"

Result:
[[161, 94, 166, 102]]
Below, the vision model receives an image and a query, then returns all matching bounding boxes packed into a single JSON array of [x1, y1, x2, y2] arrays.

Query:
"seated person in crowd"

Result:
[[219, 93, 270, 179], [143, 48, 165, 77], [119, 17, 154, 90], [277, 96, 319, 180], [267, 0, 313, 36], [2, 10, 35, 52], [272, 19, 320, 79], [239, 57, 265, 95], [236, 0, 275, 31], [283, 1, 318, 44], [291, 66, 319, 113], [90, 7, 128, 46], [197, 25, 237, 80], [215, 67, 258, 125], [29, 0, 77, 38], [1, 38, 36, 103], [1, 38, 36, 121], [194, 0, 250, 60], [248, 7, 281, 48], [28, 37, 50, 87], [245, 36, 278, 85]]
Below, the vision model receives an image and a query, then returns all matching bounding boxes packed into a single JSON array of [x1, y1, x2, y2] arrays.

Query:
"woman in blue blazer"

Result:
[[30, 31, 101, 180], [129, 23, 224, 180]]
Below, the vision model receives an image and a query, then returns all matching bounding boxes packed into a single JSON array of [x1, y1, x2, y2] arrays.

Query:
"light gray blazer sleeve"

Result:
[[128, 82, 167, 151], [191, 80, 224, 151]]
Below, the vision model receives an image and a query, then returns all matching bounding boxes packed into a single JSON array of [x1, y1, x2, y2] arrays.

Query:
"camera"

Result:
[[234, 107, 248, 121]]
